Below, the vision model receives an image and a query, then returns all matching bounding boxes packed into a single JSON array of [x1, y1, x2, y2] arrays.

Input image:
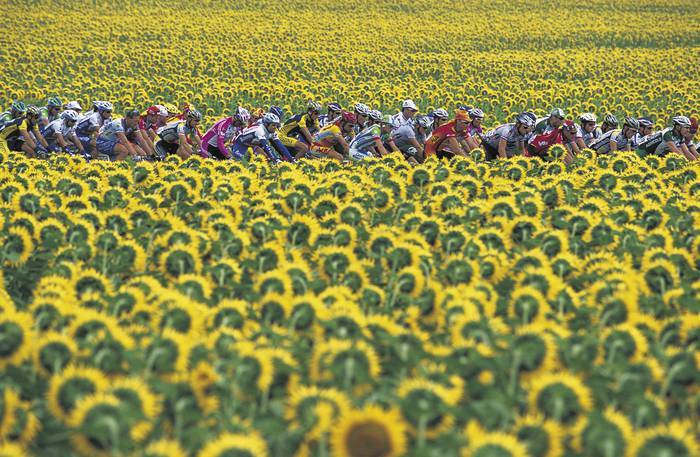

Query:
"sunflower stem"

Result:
[[417, 413, 428, 449], [509, 350, 521, 397]]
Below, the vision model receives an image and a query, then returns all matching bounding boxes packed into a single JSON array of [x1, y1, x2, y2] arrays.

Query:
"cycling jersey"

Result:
[[231, 124, 283, 161], [0, 117, 39, 141], [349, 124, 381, 160], [482, 123, 531, 157], [575, 124, 601, 146], [589, 129, 632, 154], [201, 117, 243, 159], [98, 118, 132, 141], [424, 121, 469, 158], [390, 112, 413, 129], [467, 122, 483, 139], [279, 113, 319, 138], [43, 119, 75, 143], [312, 124, 342, 148], [318, 113, 339, 128], [391, 123, 424, 153], [139, 114, 161, 134], [39, 106, 59, 125], [157, 120, 198, 144], [526, 129, 565, 157], [75, 112, 107, 137], [636, 128, 685, 157]]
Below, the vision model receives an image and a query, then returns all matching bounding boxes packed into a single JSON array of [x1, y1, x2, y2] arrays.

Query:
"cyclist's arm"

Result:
[[68, 132, 85, 152], [458, 137, 473, 152], [687, 143, 699, 160], [55, 132, 69, 148], [135, 130, 154, 154], [19, 128, 36, 148], [334, 133, 350, 155], [575, 137, 586, 150], [665, 140, 681, 155], [679, 143, 696, 161], [498, 137, 508, 158], [373, 137, 388, 156], [178, 133, 193, 153], [446, 137, 467, 156], [117, 132, 137, 156], [300, 127, 314, 145], [408, 137, 424, 156], [34, 127, 49, 148], [385, 138, 400, 152]]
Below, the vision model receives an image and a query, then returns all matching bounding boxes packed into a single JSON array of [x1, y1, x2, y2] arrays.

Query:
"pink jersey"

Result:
[[200, 117, 242, 158]]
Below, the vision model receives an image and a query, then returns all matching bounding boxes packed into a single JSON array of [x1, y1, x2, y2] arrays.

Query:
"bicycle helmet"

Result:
[[341, 111, 357, 124], [431, 108, 449, 120], [579, 113, 597, 123], [65, 101, 82, 111], [690, 117, 698, 134], [262, 112, 280, 125], [563, 120, 577, 132], [672, 116, 691, 127], [468, 107, 484, 119], [233, 107, 251, 124], [368, 110, 383, 122], [61, 110, 79, 122], [47, 97, 62, 108], [96, 101, 113, 112], [603, 114, 618, 127], [457, 104, 471, 112], [10, 101, 26, 115], [187, 109, 202, 121], [381, 114, 394, 125], [327, 102, 342, 112], [163, 103, 179, 115], [146, 106, 161, 116], [26, 105, 41, 117], [516, 112, 535, 127], [550, 108, 565, 119], [269, 106, 283, 120], [416, 115, 433, 129], [455, 110, 471, 122], [354, 103, 370, 115], [623, 117, 639, 129], [307, 100, 322, 113], [637, 117, 653, 128]]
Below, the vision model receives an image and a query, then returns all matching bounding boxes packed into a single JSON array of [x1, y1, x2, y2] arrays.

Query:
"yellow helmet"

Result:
[[162, 103, 179, 115]]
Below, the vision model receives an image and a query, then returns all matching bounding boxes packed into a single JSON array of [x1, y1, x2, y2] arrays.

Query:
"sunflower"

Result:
[[46, 365, 109, 423], [628, 420, 698, 457], [397, 378, 459, 438], [331, 405, 406, 457], [33, 331, 78, 376], [159, 242, 203, 278], [310, 339, 381, 389], [286, 385, 351, 439], [68, 393, 131, 457], [144, 439, 187, 457], [0, 442, 27, 457], [0, 310, 33, 369], [513, 415, 563, 457], [0, 387, 19, 439], [107, 377, 162, 441], [143, 329, 192, 379], [528, 371, 593, 426], [3, 227, 34, 265], [463, 421, 529, 457], [197, 432, 269, 457]]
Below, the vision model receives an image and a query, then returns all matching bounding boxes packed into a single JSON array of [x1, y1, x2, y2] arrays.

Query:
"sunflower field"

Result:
[[1, 0, 700, 456]]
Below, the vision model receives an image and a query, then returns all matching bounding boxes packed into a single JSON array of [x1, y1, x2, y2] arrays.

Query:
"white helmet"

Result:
[[65, 101, 82, 111], [672, 116, 691, 127], [516, 112, 536, 127], [579, 113, 596, 123], [468, 107, 484, 119], [235, 107, 250, 124], [95, 101, 113, 112], [155, 105, 168, 116], [416, 115, 433, 129], [354, 103, 370, 115], [368, 110, 383, 122], [431, 108, 449, 119], [307, 100, 322, 112], [262, 112, 280, 125], [61, 110, 79, 122]]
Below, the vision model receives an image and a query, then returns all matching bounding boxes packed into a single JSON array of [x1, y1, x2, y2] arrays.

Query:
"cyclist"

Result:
[[348, 110, 389, 160], [600, 114, 618, 134], [39, 97, 63, 129], [155, 109, 203, 159], [0, 101, 27, 126], [0, 105, 47, 157], [139, 105, 167, 148], [95, 109, 147, 161], [278, 100, 322, 160], [249, 108, 265, 127], [482, 112, 536, 160], [533, 108, 565, 135], [575, 113, 600, 148], [75, 101, 113, 157], [635, 116, 695, 160], [380, 115, 400, 153], [424, 109, 472, 160], [466, 107, 484, 147], [353, 103, 371, 134], [428, 108, 450, 130], [527, 120, 578, 162], [390, 99, 418, 128], [631, 117, 653, 149], [230, 112, 292, 162], [683, 118, 698, 160], [161, 103, 181, 122], [588, 117, 639, 154], [200, 107, 250, 159], [319, 102, 342, 127], [308, 111, 356, 161], [392, 114, 432, 162], [42, 109, 85, 155]]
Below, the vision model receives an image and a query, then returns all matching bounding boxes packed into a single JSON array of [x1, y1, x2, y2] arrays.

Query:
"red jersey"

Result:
[[424, 121, 470, 157], [139, 115, 159, 133], [526, 129, 562, 157]]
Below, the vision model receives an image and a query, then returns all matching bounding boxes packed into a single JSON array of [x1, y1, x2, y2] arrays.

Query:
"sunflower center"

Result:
[[345, 420, 392, 457]]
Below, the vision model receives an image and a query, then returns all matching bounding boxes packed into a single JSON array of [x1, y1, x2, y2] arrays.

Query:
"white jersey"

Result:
[[43, 119, 75, 141], [483, 123, 532, 156], [235, 124, 278, 145]]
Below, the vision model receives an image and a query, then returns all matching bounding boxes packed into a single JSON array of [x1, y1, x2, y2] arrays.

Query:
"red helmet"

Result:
[[340, 111, 357, 124], [146, 106, 160, 116], [690, 117, 698, 134], [563, 120, 576, 132]]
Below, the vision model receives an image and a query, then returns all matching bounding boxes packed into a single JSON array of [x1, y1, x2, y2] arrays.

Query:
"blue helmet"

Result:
[[269, 105, 284, 120]]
